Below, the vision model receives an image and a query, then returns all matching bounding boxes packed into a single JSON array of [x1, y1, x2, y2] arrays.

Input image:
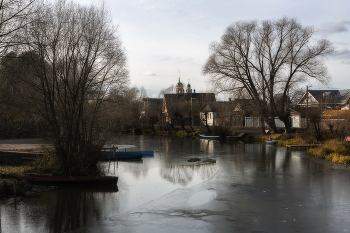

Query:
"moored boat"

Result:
[[0, 153, 22, 163], [102, 150, 153, 156], [198, 134, 223, 139], [15, 175, 118, 186], [0, 151, 44, 160], [101, 152, 143, 161], [265, 140, 277, 146], [101, 144, 153, 161]]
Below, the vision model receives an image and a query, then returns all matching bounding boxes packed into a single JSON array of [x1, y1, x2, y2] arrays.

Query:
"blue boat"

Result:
[[101, 145, 154, 161]]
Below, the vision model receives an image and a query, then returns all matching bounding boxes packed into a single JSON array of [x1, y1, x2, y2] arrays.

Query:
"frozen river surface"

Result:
[[1, 135, 350, 233]]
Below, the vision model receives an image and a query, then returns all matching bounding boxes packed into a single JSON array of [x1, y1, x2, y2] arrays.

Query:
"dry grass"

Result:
[[256, 133, 283, 141], [307, 140, 350, 164], [0, 164, 33, 177], [0, 149, 58, 178], [277, 136, 307, 146]]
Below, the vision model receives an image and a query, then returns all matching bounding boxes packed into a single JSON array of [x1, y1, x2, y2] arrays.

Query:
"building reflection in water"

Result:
[[199, 139, 221, 154]]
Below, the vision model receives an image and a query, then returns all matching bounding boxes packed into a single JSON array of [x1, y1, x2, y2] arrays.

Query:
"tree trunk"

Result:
[[260, 117, 266, 134]]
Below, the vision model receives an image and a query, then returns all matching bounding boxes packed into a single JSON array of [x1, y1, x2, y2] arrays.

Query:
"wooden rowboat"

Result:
[[0, 151, 44, 160], [102, 150, 153, 156], [15, 175, 118, 186], [101, 152, 143, 161]]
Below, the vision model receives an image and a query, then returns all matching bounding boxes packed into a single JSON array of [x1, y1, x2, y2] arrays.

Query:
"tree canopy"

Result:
[[203, 17, 334, 133], [15, 0, 129, 174]]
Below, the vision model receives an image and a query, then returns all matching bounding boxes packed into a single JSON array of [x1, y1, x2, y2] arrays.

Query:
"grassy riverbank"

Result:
[[307, 140, 350, 164], [0, 150, 59, 198], [273, 133, 350, 165]]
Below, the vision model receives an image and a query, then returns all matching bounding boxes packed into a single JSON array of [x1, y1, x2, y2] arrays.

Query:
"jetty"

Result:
[[226, 133, 245, 139], [286, 144, 321, 149]]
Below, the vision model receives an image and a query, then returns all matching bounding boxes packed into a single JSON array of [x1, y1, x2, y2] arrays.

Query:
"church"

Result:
[[162, 77, 216, 126], [175, 78, 194, 94]]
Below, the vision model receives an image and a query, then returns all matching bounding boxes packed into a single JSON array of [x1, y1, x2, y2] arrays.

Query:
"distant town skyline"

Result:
[[77, 0, 350, 98]]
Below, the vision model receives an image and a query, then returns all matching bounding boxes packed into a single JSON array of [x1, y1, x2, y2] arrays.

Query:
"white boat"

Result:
[[265, 140, 277, 146], [198, 134, 223, 139]]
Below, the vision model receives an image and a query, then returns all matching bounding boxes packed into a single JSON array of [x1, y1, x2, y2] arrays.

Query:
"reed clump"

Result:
[[307, 140, 350, 164], [0, 165, 32, 178], [278, 136, 307, 146]]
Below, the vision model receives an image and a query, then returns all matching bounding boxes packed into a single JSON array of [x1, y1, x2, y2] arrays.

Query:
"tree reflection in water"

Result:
[[160, 163, 218, 185], [42, 187, 116, 232], [0, 186, 119, 233]]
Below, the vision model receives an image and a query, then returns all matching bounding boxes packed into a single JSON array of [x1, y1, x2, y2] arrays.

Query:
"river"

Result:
[[1, 135, 350, 233]]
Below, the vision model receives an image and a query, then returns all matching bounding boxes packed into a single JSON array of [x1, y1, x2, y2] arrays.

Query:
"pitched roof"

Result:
[[298, 89, 350, 105], [164, 93, 216, 103]]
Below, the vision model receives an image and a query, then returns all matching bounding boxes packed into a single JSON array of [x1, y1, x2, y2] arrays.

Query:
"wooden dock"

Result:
[[286, 144, 322, 149], [226, 133, 245, 139]]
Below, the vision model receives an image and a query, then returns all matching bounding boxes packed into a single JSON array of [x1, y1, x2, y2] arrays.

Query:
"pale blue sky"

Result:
[[77, 0, 350, 98]]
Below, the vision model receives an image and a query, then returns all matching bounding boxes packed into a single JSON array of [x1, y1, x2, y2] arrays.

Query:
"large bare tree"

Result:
[[0, 0, 39, 97], [20, 0, 128, 174], [203, 17, 333, 133], [0, 0, 37, 52]]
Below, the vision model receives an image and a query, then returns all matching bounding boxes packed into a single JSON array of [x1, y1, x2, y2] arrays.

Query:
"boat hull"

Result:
[[102, 150, 153, 156], [265, 140, 277, 146], [198, 134, 223, 139], [0, 151, 44, 160], [101, 153, 143, 161], [15, 175, 118, 186]]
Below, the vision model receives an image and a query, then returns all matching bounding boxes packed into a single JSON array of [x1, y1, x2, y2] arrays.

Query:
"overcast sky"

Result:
[[77, 0, 350, 98]]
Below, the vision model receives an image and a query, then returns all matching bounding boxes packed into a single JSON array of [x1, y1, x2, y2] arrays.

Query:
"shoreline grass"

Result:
[[307, 140, 350, 164]]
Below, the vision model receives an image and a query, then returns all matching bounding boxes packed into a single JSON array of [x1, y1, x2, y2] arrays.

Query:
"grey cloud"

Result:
[[330, 48, 350, 64], [317, 20, 350, 35]]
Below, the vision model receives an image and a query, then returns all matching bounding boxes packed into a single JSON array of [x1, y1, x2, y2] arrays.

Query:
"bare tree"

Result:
[[0, 0, 39, 101], [164, 94, 190, 131], [158, 84, 175, 97], [0, 0, 37, 53], [20, 0, 128, 174], [203, 17, 333, 133]]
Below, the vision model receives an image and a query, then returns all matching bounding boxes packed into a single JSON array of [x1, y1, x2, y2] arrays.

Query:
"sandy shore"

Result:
[[0, 138, 53, 151]]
